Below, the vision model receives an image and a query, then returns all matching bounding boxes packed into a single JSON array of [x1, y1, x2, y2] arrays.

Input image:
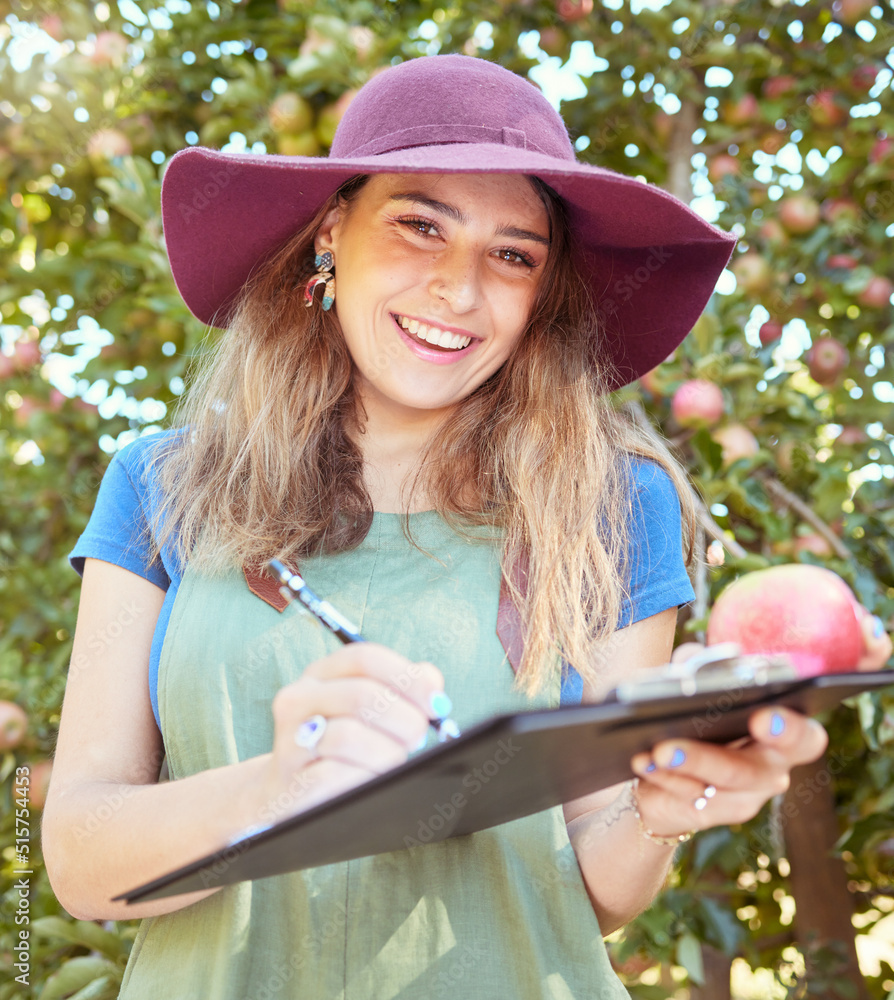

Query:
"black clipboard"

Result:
[[117, 669, 894, 904]]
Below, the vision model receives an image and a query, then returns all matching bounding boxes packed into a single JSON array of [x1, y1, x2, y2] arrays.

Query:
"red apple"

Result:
[[806, 338, 848, 384], [556, 0, 593, 20], [835, 0, 875, 26], [759, 219, 788, 245], [857, 275, 893, 309], [40, 14, 64, 41], [722, 93, 760, 126], [27, 761, 53, 811], [871, 137, 892, 164], [822, 198, 860, 225], [0, 701, 28, 750], [671, 379, 725, 428], [90, 30, 129, 67], [762, 76, 798, 100], [87, 128, 132, 160], [850, 65, 878, 93], [708, 154, 740, 182], [793, 533, 833, 558], [732, 251, 773, 295], [826, 253, 858, 270], [713, 423, 760, 465], [810, 90, 847, 128], [13, 339, 41, 371], [759, 131, 787, 155], [759, 320, 784, 345], [837, 425, 867, 446], [779, 194, 821, 234], [706, 564, 865, 676], [538, 27, 567, 57]]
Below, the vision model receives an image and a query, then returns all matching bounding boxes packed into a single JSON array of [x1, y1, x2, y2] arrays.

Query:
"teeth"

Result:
[[395, 315, 472, 351]]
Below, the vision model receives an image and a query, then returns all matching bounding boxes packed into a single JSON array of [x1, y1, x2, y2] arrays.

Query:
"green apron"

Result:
[[119, 511, 630, 999]]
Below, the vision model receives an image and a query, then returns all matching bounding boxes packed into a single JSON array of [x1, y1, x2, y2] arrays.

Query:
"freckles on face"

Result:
[[321, 172, 551, 416]]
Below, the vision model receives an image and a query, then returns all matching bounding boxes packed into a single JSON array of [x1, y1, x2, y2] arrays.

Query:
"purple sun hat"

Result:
[[161, 54, 735, 389]]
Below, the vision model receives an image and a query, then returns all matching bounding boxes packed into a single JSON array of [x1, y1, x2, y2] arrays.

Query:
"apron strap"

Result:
[[242, 564, 525, 674]]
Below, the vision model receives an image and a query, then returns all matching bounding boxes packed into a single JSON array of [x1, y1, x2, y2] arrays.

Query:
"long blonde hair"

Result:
[[149, 175, 694, 694]]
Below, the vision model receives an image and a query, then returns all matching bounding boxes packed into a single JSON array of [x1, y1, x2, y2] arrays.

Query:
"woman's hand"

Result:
[[856, 610, 892, 670], [260, 643, 446, 824], [630, 705, 828, 840], [626, 610, 893, 841]]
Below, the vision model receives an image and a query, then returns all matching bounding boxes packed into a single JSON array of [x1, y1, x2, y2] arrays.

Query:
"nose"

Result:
[[429, 247, 483, 314]]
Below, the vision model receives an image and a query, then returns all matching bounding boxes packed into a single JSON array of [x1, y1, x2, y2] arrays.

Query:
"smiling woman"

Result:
[[42, 54, 839, 1000]]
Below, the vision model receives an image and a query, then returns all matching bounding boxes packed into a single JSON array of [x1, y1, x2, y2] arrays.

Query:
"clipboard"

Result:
[[117, 666, 894, 904]]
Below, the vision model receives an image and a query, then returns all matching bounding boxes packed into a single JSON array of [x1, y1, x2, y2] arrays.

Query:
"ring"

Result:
[[295, 714, 327, 758], [693, 784, 717, 811]]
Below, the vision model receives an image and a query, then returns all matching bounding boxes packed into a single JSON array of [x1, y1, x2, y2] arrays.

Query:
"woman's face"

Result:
[[316, 172, 550, 423]]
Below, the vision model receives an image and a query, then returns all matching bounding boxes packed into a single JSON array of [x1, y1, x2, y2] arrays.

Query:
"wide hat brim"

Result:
[[162, 142, 735, 390]]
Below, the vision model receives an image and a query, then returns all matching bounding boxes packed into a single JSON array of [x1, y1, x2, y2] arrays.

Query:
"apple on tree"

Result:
[[805, 337, 848, 385], [671, 379, 725, 428], [857, 275, 893, 310], [779, 194, 821, 235], [712, 423, 760, 465], [731, 251, 773, 295], [0, 701, 28, 750], [759, 320, 783, 345]]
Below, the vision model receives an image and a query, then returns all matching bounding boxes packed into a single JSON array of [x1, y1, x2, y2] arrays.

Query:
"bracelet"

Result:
[[629, 778, 695, 847]]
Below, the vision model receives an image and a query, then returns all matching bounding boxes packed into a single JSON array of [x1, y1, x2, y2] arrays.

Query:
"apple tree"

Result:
[[0, 1, 892, 997]]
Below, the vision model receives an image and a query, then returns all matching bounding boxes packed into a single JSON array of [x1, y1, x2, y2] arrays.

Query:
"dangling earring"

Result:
[[304, 250, 335, 311]]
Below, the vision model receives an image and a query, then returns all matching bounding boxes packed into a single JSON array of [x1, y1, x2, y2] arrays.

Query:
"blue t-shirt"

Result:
[[69, 430, 695, 727]]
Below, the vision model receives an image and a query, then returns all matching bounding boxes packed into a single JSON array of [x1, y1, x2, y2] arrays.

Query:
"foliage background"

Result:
[[0, 0, 892, 996]]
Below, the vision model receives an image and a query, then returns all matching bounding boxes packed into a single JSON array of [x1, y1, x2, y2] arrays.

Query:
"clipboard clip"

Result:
[[613, 643, 800, 702]]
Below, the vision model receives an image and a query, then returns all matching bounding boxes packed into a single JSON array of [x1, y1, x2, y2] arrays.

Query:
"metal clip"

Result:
[[613, 645, 799, 703]]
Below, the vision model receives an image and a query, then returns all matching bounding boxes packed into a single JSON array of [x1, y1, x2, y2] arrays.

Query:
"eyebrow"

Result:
[[388, 192, 551, 247]]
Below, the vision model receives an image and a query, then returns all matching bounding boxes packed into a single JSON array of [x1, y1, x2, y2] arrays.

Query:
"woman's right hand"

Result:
[[260, 643, 446, 824]]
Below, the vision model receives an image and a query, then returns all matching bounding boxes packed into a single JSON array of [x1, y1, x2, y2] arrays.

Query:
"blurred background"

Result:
[[0, 0, 892, 996]]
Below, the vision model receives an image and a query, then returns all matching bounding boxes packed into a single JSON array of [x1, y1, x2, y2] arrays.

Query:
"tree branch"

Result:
[[761, 476, 852, 562]]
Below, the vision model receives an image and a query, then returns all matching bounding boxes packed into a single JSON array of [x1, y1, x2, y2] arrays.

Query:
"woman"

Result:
[[43, 56, 888, 998]]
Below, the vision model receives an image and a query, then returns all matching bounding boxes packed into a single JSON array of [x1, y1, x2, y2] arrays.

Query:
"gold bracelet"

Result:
[[629, 778, 695, 847]]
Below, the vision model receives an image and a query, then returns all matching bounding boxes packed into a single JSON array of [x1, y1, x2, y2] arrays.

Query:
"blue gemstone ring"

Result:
[[295, 714, 327, 757]]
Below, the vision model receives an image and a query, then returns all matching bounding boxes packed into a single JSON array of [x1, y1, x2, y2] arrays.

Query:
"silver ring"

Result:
[[295, 714, 327, 758], [694, 784, 717, 811]]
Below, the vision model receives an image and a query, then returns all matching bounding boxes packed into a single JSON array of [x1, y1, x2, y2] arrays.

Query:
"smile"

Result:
[[393, 314, 473, 351]]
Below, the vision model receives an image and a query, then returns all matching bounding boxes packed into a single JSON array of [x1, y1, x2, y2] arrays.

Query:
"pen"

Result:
[[267, 560, 461, 742]]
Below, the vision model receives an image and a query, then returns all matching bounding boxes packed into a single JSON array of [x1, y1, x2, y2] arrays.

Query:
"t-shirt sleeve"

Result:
[[618, 459, 695, 628], [69, 437, 170, 590]]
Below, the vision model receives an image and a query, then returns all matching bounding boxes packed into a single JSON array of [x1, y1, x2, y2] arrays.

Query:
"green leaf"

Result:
[[31, 917, 128, 961], [697, 895, 743, 955], [38, 957, 120, 1000], [675, 931, 705, 985], [65, 978, 117, 1000]]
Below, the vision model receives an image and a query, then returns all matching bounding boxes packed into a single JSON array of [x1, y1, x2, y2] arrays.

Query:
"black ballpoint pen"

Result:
[[267, 559, 461, 742]]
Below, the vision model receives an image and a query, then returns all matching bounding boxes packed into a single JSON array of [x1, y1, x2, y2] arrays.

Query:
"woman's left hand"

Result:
[[856, 609, 893, 670], [630, 705, 829, 839]]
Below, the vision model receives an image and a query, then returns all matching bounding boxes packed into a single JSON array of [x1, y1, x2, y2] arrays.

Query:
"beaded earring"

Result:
[[303, 250, 335, 311]]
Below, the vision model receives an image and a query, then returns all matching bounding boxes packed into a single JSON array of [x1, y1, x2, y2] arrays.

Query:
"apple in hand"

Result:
[[706, 564, 865, 676]]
